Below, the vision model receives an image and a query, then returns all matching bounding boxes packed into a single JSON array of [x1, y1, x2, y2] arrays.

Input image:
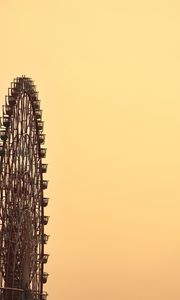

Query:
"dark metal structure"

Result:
[[0, 76, 49, 300]]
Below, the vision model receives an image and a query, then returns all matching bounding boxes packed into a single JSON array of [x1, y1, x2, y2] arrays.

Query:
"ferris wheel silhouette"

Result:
[[0, 76, 49, 300]]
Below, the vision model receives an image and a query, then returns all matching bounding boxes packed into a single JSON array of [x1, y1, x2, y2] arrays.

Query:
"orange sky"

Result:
[[1, 0, 180, 299]]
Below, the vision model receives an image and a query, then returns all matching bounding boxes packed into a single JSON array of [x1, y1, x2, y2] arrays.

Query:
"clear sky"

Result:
[[1, 0, 180, 299]]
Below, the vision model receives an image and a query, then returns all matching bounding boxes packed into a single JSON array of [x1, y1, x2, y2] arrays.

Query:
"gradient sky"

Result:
[[1, 1, 180, 299]]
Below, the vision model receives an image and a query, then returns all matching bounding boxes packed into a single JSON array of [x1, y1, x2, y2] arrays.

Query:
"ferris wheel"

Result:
[[0, 76, 49, 300]]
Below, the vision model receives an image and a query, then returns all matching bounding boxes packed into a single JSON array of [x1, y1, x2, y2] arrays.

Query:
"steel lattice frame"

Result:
[[0, 76, 49, 300]]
